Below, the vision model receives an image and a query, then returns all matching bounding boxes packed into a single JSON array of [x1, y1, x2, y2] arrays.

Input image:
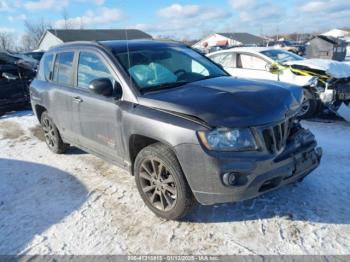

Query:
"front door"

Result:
[[74, 51, 123, 164], [231, 53, 278, 81]]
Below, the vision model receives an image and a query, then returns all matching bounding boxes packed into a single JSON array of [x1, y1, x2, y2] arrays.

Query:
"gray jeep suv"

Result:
[[30, 40, 322, 220]]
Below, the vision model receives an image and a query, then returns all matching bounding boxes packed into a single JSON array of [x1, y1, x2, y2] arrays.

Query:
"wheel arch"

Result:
[[128, 134, 176, 175], [34, 104, 47, 122]]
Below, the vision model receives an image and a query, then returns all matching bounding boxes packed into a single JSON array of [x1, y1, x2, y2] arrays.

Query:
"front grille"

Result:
[[262, 120, 291, 154]]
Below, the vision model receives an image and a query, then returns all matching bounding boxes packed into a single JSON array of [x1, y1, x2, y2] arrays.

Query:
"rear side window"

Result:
[[38, 54, 53, 81], [210, 53, 236, 68], [53, 52, 74, 86]]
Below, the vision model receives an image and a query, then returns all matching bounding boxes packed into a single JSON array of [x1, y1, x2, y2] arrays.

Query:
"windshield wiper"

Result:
[[141, 81, 190, 93]]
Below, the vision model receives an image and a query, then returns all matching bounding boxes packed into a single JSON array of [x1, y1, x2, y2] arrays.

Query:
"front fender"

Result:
[[121, 103, 207, 162]]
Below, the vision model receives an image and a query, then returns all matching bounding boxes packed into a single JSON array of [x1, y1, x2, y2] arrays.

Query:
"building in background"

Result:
[[322, 28, 350, 38], [192, 33, 266, 52], [306, 35, 347, 61], [321, 28, 350, 57], [37, 29, 152, 51]]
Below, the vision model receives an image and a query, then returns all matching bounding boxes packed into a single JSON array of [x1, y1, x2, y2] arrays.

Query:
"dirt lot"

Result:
[[0, 111, 349, 255]]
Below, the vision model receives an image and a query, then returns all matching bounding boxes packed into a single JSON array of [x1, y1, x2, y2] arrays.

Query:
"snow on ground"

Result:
[[0, 111, 349, 255]]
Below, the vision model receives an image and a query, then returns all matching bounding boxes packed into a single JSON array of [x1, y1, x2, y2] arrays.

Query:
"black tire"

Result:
[[134, 143, 195, 220], [40, 111, 69, 154], [299, 89, 319, 118], [0, 111, 4, 117]]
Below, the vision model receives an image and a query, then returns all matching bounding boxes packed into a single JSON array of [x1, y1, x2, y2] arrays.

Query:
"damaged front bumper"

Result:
[[175, 125, 322, 205], [316, 78, 350, 121], [337, 102, 350, 122]]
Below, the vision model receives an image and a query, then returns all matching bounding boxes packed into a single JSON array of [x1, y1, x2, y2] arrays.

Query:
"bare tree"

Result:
[[58, 9, 85, 29], [22, 19, 52, 50], [0, 32, 15, 51], [61, 8, 71, 29]]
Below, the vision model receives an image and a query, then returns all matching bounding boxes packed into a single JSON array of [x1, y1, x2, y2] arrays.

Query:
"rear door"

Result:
[[49, 51, 80, 143], [73, 50, 124, 164]]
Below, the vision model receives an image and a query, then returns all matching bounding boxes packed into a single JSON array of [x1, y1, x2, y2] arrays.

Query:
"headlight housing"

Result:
[[198, 128, 258, 151]]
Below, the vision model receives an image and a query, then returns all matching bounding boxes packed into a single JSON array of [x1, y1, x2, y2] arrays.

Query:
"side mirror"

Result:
[[114, 81, 123, 99], [89, 78, 113, 97], [265, 64, 280, 73], [2, 72, 18, 81]]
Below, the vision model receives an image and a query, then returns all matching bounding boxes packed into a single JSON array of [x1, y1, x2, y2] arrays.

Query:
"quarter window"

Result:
[[38, 54, 53, 81], [53, 52, 74, 86], [78, 52, 113, 89]]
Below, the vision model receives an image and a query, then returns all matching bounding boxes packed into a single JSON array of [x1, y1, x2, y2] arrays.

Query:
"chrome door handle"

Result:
[[73, 96, 83, 103]]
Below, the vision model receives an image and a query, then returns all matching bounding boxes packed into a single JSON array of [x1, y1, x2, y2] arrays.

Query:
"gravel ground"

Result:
[[0, 111, 349, 255]]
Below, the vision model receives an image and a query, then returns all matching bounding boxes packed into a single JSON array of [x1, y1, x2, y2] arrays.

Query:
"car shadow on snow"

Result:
[[0, 158, 88, 255], [186, 174, 350, 224], [65, 147, 88, 156]]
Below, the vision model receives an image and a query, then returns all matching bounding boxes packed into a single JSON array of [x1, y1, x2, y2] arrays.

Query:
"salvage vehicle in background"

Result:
[[22, 51, 45, 62], [267, 40, 305, 56], [0, 51, 37, 116], [30, 40, 322, 220], [208, 47, 350, 118]]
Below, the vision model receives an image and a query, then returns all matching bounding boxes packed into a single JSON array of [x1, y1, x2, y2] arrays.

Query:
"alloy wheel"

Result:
[[42, 116, 57, 149], [139, 158, 177, 211], [300, 98, 311, 117]]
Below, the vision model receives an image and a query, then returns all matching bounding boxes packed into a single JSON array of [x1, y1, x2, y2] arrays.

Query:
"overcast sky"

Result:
[[1, 0, 350, 39]]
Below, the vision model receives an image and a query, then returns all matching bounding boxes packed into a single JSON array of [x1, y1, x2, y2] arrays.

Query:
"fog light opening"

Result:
[[222, 172, 247, 186]]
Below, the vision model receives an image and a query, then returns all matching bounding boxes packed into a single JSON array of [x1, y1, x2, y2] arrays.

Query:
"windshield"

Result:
[[260, 49, 304, 64], [114, 46, 227, 92]]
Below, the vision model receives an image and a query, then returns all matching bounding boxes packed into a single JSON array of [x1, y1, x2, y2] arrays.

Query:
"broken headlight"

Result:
[[198, 128, 258, 151], [307, 76, 318, 87]]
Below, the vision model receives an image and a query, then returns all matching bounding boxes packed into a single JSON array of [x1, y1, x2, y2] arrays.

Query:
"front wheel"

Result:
[[134, 143, 195, 220], [299, 89, 319, 118], [40, 111, 69, 154]]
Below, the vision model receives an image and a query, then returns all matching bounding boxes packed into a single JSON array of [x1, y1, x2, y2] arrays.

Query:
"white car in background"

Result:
[[207, 47, 350, 118]]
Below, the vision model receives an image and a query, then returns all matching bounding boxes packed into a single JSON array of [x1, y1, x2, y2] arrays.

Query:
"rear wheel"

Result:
[[40, 111, 69, 154], [299, 89, 319, 118], [134, 143, 195, 220]]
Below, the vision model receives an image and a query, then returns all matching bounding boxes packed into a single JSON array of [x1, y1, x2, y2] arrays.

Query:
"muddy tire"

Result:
[[40, 111, 69, 154], [134, 143, 195, 220], [299, 89, 319, 118]]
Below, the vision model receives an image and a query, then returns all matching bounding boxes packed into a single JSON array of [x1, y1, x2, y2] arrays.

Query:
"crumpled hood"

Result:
[[284, 59, 350, 78], [138, 77, 302, 128]]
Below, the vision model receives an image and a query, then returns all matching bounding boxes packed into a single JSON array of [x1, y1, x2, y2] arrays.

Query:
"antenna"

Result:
[[125, 29, 132, 86]]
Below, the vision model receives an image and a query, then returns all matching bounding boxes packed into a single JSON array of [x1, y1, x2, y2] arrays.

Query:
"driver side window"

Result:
[[237, 54, 268, 71], [78, 52, 114, 89]]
